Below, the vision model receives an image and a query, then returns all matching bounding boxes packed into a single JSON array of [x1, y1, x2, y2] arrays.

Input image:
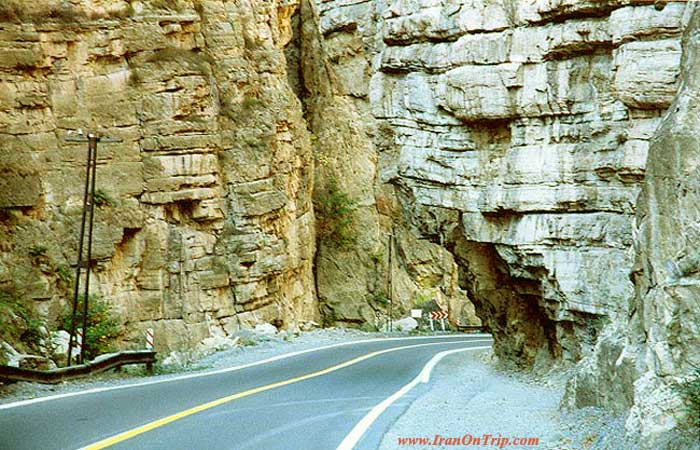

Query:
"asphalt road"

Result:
[[0, 334, 492, 450]]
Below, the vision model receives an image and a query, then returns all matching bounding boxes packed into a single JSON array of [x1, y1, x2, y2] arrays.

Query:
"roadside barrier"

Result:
[[0, 351, 156, 385]]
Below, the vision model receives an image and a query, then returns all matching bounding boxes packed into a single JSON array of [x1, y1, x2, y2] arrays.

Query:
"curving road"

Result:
[[0, 334, 492, 450]]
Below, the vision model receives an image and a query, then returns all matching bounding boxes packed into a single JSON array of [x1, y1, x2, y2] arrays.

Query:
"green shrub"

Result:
[[93, 189, 114, 207], [28, 244, 48, 257], [369, 248, 385, 265], [56, 264, 72, 283], [0, 287, 43, 353], [676, 367, 700, 432], [61, 295, 121, 361], [358, 321, 379, 333], [314, 177, 357, 250], [368, 291, 389, 307]]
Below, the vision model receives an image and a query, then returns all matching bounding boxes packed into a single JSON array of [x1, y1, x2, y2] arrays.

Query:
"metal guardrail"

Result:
[[0, 350, 156, 385], [456, 324, 488, 332]]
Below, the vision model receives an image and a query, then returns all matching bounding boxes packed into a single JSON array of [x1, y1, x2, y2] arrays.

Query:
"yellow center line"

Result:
[[81, 339, 492, 449]]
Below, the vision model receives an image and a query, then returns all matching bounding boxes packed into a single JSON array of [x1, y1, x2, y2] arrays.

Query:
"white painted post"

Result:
[[146, 328, 154, 350], [429, 318, 434, 331], [440, 318, 445, 332], [68, 328, 83, 366]]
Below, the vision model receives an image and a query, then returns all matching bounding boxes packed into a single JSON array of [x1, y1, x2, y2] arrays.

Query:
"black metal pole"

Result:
[[80, 135, 99, 364], [66, 137, 94, 366], [388, 229, 394, 332]]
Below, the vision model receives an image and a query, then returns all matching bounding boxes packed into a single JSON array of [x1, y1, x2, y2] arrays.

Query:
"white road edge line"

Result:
[[335, 344, 493, 450], [0, 334, 492, 410]]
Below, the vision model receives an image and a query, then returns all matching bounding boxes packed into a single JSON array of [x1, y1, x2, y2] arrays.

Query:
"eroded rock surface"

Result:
[[309, 0, 686, 369], [568, 4, 700, 447], [310, 0, 697, 444], [0, 0, 318, 351], [298, 0, 480, 329]]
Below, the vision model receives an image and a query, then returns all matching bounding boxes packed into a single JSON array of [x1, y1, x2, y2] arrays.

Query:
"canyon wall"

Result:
[[0, 0, 319, 352], [312, 0, 685, 367], [568, 3, 700, 446], [298, 0, 478, 329], [0, 0, 476, 358], [310, 0, 698, 445], [2, 0, 698, 445]]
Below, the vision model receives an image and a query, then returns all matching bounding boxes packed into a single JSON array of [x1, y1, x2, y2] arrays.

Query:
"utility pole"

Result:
[[387, 227, 394, 332], [65, 131, 122, 365]]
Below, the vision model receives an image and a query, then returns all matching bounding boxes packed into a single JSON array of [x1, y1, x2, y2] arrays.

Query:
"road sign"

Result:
[[410, 309, 422, 318], [429, 311, 448, 320]]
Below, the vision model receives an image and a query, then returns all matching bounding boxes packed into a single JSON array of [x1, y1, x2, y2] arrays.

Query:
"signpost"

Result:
[[429, 310, 448, 332], [146, 328, 155, 351], [65, 131, 122, 366]]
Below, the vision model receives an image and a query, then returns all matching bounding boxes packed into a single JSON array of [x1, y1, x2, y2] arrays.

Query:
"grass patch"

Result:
[[368, 291, 389, 307], [0, 286, 44, 358], [369, 248, 385, 265], [93, 189, 115, 207], [314, 177, 357, 250], [358, 321, 379, 333], [56, 264, 72, 284], [28, 244, 48, 258]]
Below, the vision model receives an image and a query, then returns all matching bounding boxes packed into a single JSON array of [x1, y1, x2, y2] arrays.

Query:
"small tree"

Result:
[[314, 177, 357, 250]]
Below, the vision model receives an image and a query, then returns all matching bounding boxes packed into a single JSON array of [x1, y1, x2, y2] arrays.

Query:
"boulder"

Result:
[[392, 317, 418, 331], [254, 323, 278, 336]]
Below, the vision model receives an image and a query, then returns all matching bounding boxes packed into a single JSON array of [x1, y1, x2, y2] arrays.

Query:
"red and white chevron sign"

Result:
[[430, 310, 448, 320]]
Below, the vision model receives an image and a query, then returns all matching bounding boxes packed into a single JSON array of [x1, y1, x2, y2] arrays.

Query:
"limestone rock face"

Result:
[[299, 0, 479, 329], [0, 0, 318, 351], [309, 0, 685, 368], [307, 0, 696, 444], [568, 4, 700, 446]]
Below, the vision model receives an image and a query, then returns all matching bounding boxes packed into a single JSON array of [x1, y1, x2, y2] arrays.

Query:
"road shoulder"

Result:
[[378, 349, 640, 450]]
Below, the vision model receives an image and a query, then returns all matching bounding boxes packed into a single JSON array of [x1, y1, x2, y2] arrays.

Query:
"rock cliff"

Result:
[[308, 0, 697, 445], [0, 0, 319, 352], [1, 0, 698, 445], [297, 0, 478, 329], [0, 0, 475, 358], [567, 3, 700, 446], [365, 0, 685, 368]]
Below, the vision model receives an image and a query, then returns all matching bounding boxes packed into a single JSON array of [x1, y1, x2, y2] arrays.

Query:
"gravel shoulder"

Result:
[[378, 349, 641, 450]]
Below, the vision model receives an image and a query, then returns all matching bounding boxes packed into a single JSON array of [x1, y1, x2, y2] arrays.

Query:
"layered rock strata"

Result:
[[311, 0, 698, 445], [297, 0, 480, 328], [568, 4, 700, 446], [0, 0, 318, 351], [311, 0, 686, 365]]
